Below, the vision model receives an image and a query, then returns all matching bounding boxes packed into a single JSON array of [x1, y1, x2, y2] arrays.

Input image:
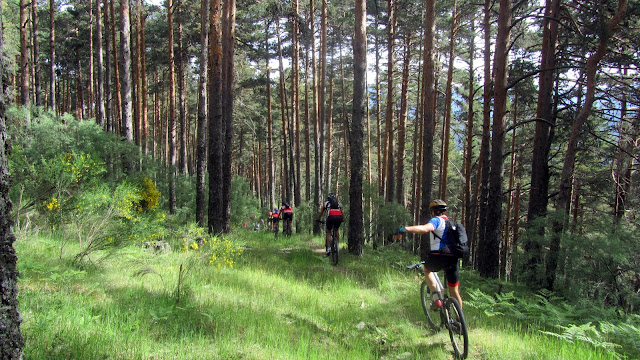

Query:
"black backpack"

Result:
[[328, 194, 340, 209], [433, 220, 469, 258]]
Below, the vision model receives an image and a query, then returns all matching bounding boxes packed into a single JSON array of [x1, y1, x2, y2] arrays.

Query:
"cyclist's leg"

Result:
[[444, 262, 462, 308]]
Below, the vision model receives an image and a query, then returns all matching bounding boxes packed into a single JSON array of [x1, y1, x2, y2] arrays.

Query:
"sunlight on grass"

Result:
[[15, 230, 622, 360]]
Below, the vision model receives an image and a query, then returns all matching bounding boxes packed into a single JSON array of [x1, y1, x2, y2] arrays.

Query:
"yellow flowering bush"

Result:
[[138, 176, 161, 211], [180, 224, 243, 268], [61, 152, 106, 184]]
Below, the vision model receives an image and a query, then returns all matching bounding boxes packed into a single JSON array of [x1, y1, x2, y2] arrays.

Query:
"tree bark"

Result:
[[177, 16, 188, 175], [32, 0, 42, 106], [95, 0, 107, 127], [208, 0, 224, 234], [167, 0, 177, 212], [396, 34, 410, 206], [524, 0, 561, 286], [49, 0, 56, 112], [221, 0, 236, 232], [110, 0, 122, 130], [292, 0, 302, 208], [20, 0, 30, 109], [120, 0, 134, 167], [276, 18, 291, 204], [0, 2, 24, 353], [383, 0, 396, 203], [440, 0, 458, 201], [319, 0, 327, 194], [420, 0, 436, 232], [463, 20, 475, 252], [349, 0, 366, 256], [196, 0, 209, 227], [265, 23, 275, 210], [476, 0, 493, 267], [479, 0, 511, 279]]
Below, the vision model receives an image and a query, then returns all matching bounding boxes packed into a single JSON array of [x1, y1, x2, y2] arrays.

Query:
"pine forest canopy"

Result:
[[3, 0, 639, 293]]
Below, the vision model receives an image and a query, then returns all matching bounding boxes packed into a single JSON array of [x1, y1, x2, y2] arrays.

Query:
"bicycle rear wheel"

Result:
[[420, 281, 441, 331], [329, 235, 339, 266], [444, 297, 468, 359]]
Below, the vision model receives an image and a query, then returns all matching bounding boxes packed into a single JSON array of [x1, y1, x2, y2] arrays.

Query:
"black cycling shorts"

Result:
[[421, 253, 460, 287], [326, 215, 343, 230], [281, 212, 293, 221]]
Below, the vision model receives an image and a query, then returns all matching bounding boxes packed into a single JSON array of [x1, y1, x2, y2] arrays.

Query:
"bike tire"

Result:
[[420, 281, 441, 332], [444, 297, 469, 359], [329, 236, 339, 266]]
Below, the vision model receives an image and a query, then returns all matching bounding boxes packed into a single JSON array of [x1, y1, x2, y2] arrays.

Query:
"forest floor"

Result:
[[15, 228, 618, 360]]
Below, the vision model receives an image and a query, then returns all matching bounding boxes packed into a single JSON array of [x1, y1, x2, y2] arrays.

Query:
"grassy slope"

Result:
[[16, 230, 615, 360]]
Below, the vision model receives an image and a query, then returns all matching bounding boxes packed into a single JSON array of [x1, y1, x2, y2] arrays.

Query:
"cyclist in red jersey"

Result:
[[279, 202, 294, 233], [316, 193, 344, 256], [270, 208, 280, 231]]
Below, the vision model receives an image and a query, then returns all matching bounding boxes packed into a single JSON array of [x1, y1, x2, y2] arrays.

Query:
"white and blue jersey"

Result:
[[428, 215, 449, 252]]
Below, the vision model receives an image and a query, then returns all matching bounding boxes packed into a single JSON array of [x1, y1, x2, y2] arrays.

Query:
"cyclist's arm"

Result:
[[404, 223, 435, 234], [316, 206, 325, 221]]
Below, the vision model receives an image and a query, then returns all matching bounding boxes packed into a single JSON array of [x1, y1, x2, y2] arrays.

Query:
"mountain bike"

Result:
[[317, 220, 339, 266], [273, 219, 279, 237], [283, 219, 292, 237], [407, 261, 469, 359]]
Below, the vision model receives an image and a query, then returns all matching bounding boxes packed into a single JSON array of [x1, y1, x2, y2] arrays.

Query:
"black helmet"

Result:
[[429, 199, 447, 211], [283, 201, 290, 207], [327, 193, 337, 202]]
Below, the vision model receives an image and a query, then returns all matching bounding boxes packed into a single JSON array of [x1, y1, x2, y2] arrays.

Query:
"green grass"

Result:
[[16, 229, 619, 359]]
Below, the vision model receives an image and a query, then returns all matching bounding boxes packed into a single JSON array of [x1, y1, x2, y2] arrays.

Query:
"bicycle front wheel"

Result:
[[444, 297, 468, 359], [420, 281, 441, 332], [329, 237, 339, 266]]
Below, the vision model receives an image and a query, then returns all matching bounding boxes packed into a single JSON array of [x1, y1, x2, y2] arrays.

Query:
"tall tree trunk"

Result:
[[221, 0, 236, 232], [524, 0, 561, 286], [480, 0, 511, 279], [208, 0, 223, 234], [19, 0, 30, 110], [548, 0, 627, 290], [120, 0, 134, 146], [276, 18, 291, 204], [0, 3, 24, 353], [304, 33, 311, 202], [265, 23, 275, 210], [104, 0, 112, 131], [49, 0, 55, 112], [325, 72, 334, 194], [396, 34, 410, 205], [178, 17, 188, 175], [133, 0, 142, 149], [311, 0, 321, 235], [88, 0, 95, 119], [463, 21, 475, 251], [196, 0, 209, 227], [319, 0, 327, 194], [167, 0, 177, 212], [140, 5, 148, 155], [95, 0, 106, 126], [349, 0, 366, 256], [32, 0, 41, 106], [440, 0, 458, 201], [383, 0, 396, 202], [374, 0, 382, 197], [502, 92, 518, 279], [110, 0, 122, 129], [476, 0, 493, 267], [292, 0, 302, 207], [420, 0, 436, 230]]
